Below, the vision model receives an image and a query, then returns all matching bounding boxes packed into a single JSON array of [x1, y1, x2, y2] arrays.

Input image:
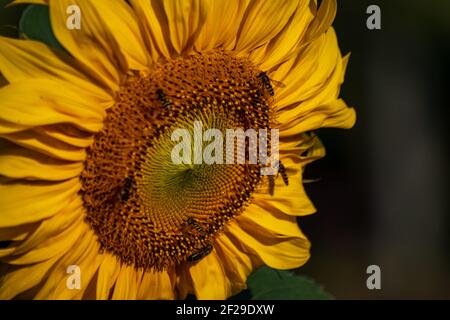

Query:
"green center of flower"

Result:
[[80, 50, 276, 270]]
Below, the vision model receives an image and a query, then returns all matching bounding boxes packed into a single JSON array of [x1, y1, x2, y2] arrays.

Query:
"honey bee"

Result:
[[257, 72, 286, 96], [120, 176, 133, 202], [186, 217, 206, 236], [268, 175, 275, 196], [267, 161, 288, 196], [278, 162, 289, 186], [187, 244, 213, 262], [156, 89, 172, 108], [184, 217, 213, 262]]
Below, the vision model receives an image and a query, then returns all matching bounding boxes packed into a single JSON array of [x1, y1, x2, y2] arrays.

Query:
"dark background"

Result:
[[1, 0, 449, 299], [301, 0, 450, 299]]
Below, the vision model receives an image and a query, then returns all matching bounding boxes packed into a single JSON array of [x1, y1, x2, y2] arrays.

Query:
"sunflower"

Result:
[[0, 0, 355, 300]]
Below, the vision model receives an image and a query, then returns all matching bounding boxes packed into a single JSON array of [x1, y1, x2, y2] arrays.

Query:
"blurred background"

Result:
[[301, 0, 450, 299], [1, 0, 449, 299]]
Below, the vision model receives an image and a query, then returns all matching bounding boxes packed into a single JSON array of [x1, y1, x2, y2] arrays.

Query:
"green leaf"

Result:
[[19, 4, 63, 49], [247, 266, 333, 300], [0, 0, 26, 38]]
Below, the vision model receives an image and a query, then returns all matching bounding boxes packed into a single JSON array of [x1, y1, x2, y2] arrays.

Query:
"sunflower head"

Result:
[[0, 0, 355, 300]]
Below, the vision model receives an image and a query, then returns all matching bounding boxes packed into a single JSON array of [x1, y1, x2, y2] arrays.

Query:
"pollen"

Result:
[[79, 50, 277, 270]]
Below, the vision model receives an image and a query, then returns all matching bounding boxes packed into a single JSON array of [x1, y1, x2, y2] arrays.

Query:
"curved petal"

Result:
[[0, 79, 105, 134], [2, 214, 85, 265], [0, 37, 110, 100], [195, 0, 250, 51], [111, 264, 139, 300], [254, 153, 320, 216], [226, 215, 310, 270], [274, 29, 341, 110], [0, 255, 59, 299], [249, 0, 313, 70], [188, 250, 231, 299], [280, 99, 357, 139], [9, 198, 83, 256], [1, 130, 87, 162], [131, 0, 208, 59], [0, 178, 80, 227], [129, 0, 174, 60], [34, 125, 94, 149], [214, 235, 256, 295], [234, 0, 298, 54], [0, 223, 37, 242], [303, 0, 337, 45], [0, 141, 83, 181], [162, 0, 208, 55], [9, 0, 48, 5], [241, 201, 309, 237], [137, 269, 176, 300], [175, 263, 194, 299], [50, 0, 149, 91], [96, 254, 121, 300], [34, 228, 99, 299]]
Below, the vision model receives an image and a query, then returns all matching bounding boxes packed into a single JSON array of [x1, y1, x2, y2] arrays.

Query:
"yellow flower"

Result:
[[0, 0, 355, 300]]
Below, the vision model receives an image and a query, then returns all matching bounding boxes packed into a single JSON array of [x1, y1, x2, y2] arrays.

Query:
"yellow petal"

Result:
[[0, 178, 80, 227], [254, 155, 318, 216], [303, 0, 337, 45], [50, 0, 149, 91], [175, 263, 194, 299], [138, 270, 176, 300], [0, 79, 105, 134], [0, 141, 83, 181], [188, 250, 231, 299], [34, 125, 94, 149], [214, 235, 255, 295], [3, 214, 84, 265], [2, 130, 86, 162], [0, 223, 36, 242], [162, 0, 208, 55], [249, 0, 313, 70], [240, 201, 308, 237], [226, 217, 310, 270], [0, 246, 17, 259], [0, 256, 59, 299], [11, 198, 83, 256], [196, 0, 250, 51], [9, 0, 48, 5], [111, 264, 139, 300], [280, 99, 357, 138], [129, 0, 174, 60], [96, 254, 121, 300], [34, 228, 99, 299], [235, 0, 298, 54], [0, 37, 110, 100], [275, 29, 340, 110]]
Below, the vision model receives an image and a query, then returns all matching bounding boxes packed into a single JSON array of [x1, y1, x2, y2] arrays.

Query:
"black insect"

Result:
[[187, 244, 213, 262], [120, 176, 133, 202], [258, 72, 274, 96], [186, 217, 206, 236], [258, 72, 285, 96], [278, 161, 289, 186], [268, 175, 275, 196], [156, 89, 172, 108], [267, 161, 289, 196]]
